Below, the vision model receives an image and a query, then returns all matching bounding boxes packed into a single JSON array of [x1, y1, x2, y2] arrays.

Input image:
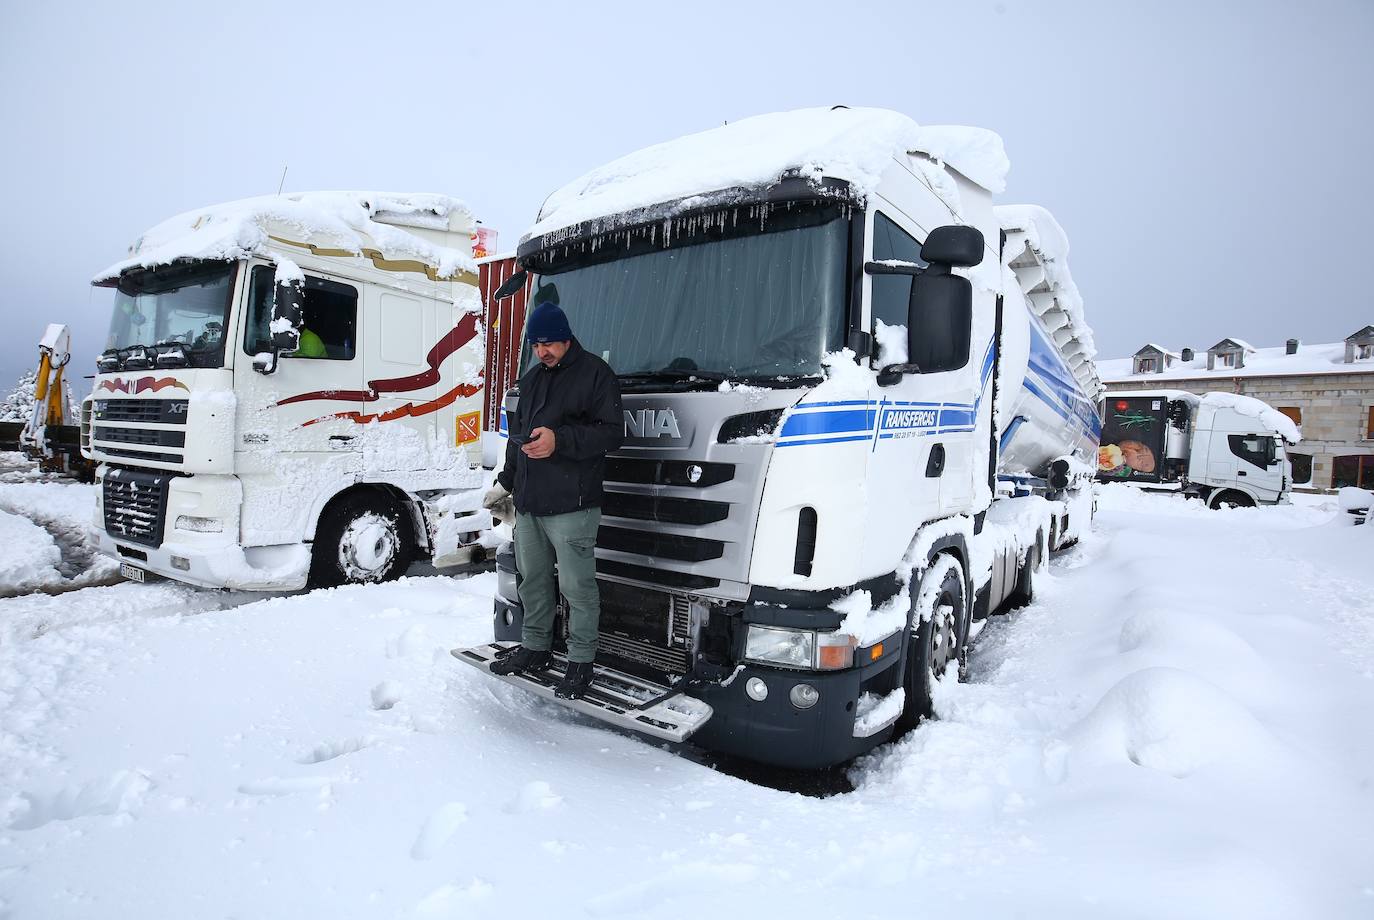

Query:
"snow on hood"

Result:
[[95, 191, 477, 283], [1199, 392, 1302, 443], [525, 107, 1008, 241]]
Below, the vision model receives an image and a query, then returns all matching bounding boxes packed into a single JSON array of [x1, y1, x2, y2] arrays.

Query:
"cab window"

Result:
[[243, 265, 357, 360], [870, 211, 924, 334], [1228, 434, 1274, 469]]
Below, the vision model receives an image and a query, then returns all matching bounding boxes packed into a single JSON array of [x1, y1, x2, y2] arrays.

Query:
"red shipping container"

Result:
[[477, 254, 533, 431]]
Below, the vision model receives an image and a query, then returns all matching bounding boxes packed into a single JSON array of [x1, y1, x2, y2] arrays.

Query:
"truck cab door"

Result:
[[1219, 433, 1282, 500], [235, 263, 364, 449], [1239, 434, 1284, 499]]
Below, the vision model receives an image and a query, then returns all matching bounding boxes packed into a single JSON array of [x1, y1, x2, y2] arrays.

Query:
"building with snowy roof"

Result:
[[1098, 326, 1374, 491]]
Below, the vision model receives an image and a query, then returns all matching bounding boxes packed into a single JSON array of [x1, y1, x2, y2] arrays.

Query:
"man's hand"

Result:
[[521, 426, 556, 459]]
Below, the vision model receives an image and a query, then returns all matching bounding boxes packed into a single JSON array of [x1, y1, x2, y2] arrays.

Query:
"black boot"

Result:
[[489, 646, 552, 676], [554, 661, 595, 700]]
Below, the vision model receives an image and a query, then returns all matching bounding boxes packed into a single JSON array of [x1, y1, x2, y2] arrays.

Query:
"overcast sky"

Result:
[[2, 0, 1371, 396]]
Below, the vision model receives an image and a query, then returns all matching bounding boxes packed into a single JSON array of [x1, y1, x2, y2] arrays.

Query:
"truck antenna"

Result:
[[276, 166, 289, 196]]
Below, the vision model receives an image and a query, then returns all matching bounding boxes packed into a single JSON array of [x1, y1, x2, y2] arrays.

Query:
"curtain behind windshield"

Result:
[[107, 261, 234, 364], [530, 216, 848, 378]]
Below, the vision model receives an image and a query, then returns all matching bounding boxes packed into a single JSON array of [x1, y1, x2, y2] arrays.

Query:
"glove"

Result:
[[483, 483, 515, 525], [482, 483, 509, 510]]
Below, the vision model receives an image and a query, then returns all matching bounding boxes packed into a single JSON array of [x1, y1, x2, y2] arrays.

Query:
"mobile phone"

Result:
[[508, 433, 530, 446]]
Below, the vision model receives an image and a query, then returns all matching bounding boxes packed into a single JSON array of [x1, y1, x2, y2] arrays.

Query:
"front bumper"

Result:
[[94, 468, 310, 591], [93, 527, 310, 591], [490, 590, 903, 770]]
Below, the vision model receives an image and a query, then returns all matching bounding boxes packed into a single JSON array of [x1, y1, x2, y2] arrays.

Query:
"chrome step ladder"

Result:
[[451, 642, 714, 743]]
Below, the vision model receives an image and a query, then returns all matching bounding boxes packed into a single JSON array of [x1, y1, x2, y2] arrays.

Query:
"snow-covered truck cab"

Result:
[[1098, 389, 1295, 508], [456, 108, 1101, 770], [88, 192, 491, 590]]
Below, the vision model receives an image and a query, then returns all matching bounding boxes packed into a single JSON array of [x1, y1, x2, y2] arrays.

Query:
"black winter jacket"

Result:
[[496, 339, 623, 516]]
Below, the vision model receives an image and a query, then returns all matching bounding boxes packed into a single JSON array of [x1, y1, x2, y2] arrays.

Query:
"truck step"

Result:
[[450, 642, 714, 744]]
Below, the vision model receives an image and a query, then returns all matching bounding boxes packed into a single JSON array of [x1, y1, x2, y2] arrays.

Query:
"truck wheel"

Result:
[[896, 554, 967, 731], [309, 492, 416, 588], [1004, 531, 1041, 610], [1208, 489, 1255, 510]]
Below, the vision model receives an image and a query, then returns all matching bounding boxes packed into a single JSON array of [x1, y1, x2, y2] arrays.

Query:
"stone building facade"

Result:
[[1098, 332, 1374, 491]]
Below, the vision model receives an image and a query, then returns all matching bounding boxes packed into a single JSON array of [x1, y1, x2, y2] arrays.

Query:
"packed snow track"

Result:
[[1, 484, 1372, 919]]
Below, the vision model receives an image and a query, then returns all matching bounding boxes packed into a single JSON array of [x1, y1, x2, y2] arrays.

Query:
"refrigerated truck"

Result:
[[84, 192, 492, 590], [454, 107, 1103, 769], [1097, 389, 1296, 507]]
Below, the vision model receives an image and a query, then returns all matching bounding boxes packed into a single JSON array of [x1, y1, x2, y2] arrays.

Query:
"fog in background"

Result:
[[2, 0, 1371, 396]]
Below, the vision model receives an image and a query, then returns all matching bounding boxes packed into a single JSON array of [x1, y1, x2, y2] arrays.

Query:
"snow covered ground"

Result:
[[0, 456, 118, 597], [1, 484, 1372, 919]]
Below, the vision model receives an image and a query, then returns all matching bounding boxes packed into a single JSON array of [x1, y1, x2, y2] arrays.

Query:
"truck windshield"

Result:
[[103, 260, 237, 369], [521, 201, 850, 385]]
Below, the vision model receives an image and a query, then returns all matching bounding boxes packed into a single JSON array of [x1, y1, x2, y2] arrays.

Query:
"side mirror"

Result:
[[920, 225, 984, 267], [493, 270, 528, 301], [876, 225, 979, 385], [902, 270, 971, 377], [253, 278, 304, 375], [271, 279, 304, 353]]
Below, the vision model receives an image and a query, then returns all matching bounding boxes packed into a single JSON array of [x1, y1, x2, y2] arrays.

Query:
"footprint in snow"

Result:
[[410, 802, 469, 860], [6, 770, 152, 831], [237, 775, 338, 797], [504, 780, 562, 814], [297, 736, 374, 765]]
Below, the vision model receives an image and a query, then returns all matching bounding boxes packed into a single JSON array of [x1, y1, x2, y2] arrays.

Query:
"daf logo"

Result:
[[624, 408, 681, 439], [168, 402, 189, 415]]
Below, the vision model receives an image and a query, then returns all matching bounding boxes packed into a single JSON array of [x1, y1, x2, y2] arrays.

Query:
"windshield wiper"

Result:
[[616, 369, 729, 392], [616, 369, 817, 391], [618, 369, 729, 383]]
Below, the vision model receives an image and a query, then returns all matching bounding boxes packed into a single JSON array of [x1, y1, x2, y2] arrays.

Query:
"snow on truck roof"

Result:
[[525, 107, 1010, 242], [94, 191, 479, 285]]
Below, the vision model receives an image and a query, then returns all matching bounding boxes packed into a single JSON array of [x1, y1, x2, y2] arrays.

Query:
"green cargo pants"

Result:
[[513, 507, 601, 663]]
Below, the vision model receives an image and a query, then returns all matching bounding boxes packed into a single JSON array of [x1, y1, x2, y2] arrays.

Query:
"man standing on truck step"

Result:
[[482, 301, 622, 699]]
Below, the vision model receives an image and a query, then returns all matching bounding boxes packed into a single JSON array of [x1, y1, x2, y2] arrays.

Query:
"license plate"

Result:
[[119, 563, 145, 583]]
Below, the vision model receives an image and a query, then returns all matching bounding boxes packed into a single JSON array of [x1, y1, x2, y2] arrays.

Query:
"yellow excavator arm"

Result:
[[20, 323, 73, 453]]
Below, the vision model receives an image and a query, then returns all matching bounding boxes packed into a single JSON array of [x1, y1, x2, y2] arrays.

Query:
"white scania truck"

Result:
[[85, 192, 491, 590], [1097, 389, 1298, 507], [454, 108, 1102, 769]]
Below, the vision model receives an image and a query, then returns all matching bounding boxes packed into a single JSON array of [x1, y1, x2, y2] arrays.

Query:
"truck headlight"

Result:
[[744, 626, 856, 671], [175, 515, 222, 533]]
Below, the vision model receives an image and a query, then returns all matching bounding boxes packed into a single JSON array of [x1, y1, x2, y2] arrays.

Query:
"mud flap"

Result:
[[451, 642, 714, 744]]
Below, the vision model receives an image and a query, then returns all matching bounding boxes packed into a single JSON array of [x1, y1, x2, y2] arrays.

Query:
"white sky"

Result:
[[2, 0, 1371, 395]]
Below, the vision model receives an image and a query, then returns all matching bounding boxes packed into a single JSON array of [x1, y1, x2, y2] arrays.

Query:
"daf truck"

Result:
[[85, 192, 492, 590], [1097, 389, 1297, 508], [454, 108, 1102, 769]]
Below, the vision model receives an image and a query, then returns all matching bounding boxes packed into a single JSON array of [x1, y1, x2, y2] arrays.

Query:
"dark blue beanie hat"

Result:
[[526, 301, 572, 344]]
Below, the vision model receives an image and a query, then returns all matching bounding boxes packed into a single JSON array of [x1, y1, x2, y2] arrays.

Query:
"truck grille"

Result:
[[602, 490, 729, 525], [597, 525, 724, 562], [575, 580, 692, 676], [94, 426, 186, 448], [94, 399, 190, 425], [103, 469, 173, 547]]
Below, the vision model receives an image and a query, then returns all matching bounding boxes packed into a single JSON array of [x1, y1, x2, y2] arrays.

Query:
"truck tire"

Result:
[[309, 491, 416, 589], [896, 554, 967, 731], [1004, 530, 1042, 610], [1208, 489, 1255, 510]]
